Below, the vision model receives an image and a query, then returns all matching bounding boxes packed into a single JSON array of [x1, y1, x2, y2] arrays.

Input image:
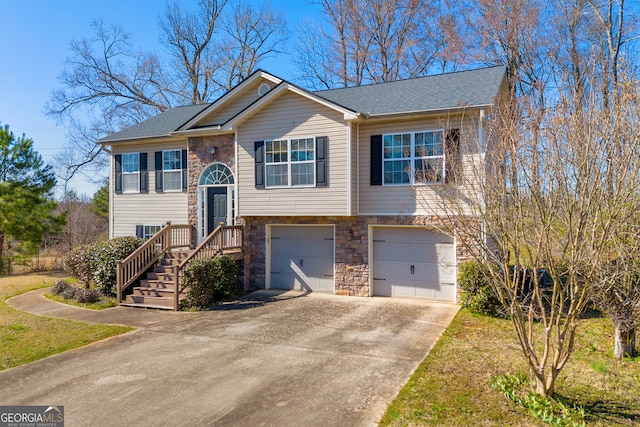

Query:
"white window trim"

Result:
[[382, 130, 445, 186], [122, 152, 140, 194], [143, 224, 162, 239], [163, 149, 182, 192], [265, 136, 316, 189]]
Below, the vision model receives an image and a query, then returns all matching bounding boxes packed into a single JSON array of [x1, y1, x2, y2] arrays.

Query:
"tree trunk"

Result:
[[0, 234, 5, 275], [614, 325, 637, 358], [532, 366, 557, 397]]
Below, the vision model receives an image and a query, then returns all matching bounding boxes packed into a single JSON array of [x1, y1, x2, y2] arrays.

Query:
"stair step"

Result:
[[125, 295, 178, 309], [146, 271, 175, 281], [132, 287, 176, 297], [120, 248, 196, 310], [139, 279, 176, 290]]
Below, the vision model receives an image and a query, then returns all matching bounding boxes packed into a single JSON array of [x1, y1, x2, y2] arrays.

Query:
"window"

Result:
[[143, 225, 161, 239], [122, 153, 140, 193], [265, 138, 315, 188], [199, 163, 235, 185], [135, 224, 161, 239], [115, 152, 147, 194], [382, 131, 444, 185], [163, 150, 182, 191]]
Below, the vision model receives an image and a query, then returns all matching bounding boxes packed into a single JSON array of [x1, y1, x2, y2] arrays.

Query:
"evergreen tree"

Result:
[[0, 123, 65, 274], [91, 180, 109, 219]]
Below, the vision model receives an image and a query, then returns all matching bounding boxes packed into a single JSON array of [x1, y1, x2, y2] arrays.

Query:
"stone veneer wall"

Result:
[[187, 134, 235, 243], [240, 215, 474, 296]]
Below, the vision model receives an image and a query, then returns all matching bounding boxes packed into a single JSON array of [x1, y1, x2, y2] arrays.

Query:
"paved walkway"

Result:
[[7, 288, 188, 327], [3, 289, 459, 426]]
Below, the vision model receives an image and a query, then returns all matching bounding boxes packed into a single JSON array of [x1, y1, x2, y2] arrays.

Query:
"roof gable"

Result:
[[179, 70, 283, 130], [221, 81, 358, 131]]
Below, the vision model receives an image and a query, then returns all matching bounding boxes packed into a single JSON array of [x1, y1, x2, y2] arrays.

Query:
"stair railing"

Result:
[[116, 224, 192, 304], [173, 225, 243, 310]]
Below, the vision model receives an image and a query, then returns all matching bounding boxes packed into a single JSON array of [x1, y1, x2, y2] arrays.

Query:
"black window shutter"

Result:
[[255, 141, 265, 189], [181, 149, 188, 192], [316, 136, 328, 187], [114, 154, 123, 194], [155, 151, 163, 193], [135, 225, 144, 238], [370, 135, 383, 186], [139, 153, 148, 193], [445, 129, 460, 184]]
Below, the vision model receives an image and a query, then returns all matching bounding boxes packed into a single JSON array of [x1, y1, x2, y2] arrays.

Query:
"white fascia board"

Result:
[[170, 125, 224, 137]]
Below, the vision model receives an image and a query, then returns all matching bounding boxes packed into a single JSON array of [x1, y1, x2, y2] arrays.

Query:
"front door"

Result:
[[207, 187, 227, 234]]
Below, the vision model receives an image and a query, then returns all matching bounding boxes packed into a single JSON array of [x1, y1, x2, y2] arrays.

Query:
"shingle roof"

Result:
[[98, 104, 211, 143], [98, 66, 505, 144], [314, 66, 506, 116]]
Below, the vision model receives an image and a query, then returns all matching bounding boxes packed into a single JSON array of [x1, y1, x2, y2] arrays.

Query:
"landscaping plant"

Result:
[[457, 260, 503, 317], [64, 236, 145, 296], [182, 255, 239, 309]]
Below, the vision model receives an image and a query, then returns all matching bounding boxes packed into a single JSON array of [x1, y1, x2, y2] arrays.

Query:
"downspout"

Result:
[[356, 123, 360, 216], [478, 110, 488, 257], [234, 129, 239, 224], [478, 109, 486, 151], [347, 122, 352, 216]]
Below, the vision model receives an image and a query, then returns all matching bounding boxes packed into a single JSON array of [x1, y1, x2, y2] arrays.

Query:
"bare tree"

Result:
[[415, 61, 640, 395], [158, 0, 227, 105], [47, 191, 108, 253], [217, 0, 287, 90], [596, 229, 640, 358], [47, 20, 170, 126], [298, 0, 434, 88], [47, 0, 287, 188]]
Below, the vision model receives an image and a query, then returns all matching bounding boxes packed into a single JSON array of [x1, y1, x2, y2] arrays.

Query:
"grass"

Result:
[[380, 309, 640, 426], [0, 273, 132, 371]]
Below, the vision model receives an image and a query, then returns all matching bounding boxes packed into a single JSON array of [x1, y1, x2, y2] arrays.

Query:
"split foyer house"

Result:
[[98, 65, 506, 308]]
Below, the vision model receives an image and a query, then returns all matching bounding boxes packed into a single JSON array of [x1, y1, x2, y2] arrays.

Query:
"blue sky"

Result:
[[0, 0, 312, 196]]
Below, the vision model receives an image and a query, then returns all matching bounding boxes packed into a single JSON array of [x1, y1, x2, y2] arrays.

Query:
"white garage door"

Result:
[[373, 227, 456, 301], [270, 226, 335, 292]]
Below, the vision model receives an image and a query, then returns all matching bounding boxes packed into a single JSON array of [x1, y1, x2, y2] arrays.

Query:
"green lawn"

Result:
[[380, 309, 640, 426], [0, 273, 132, 371]]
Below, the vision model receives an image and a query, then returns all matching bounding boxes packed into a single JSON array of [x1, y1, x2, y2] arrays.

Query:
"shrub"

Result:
[[182, 255, 239, 309], [75, 288, 102, 304], [457, 260, 504, 317], [90, 236, 145, 297], [65, 236, 145, 297], [65, 245, 93, 285], [61, 286, 78, 300], [51, 279, 71, 295]]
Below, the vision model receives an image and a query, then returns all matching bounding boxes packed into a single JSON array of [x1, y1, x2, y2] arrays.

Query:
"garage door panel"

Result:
[[373, 227, 456, 302], [270, 226, 334, 292]]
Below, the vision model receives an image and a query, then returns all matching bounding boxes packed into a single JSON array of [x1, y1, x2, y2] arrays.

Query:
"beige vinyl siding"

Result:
[[111, 140, 188, 237], [237, 91, 350, 216], [200, 78, 267, 126], [358, 116, 479, 215]]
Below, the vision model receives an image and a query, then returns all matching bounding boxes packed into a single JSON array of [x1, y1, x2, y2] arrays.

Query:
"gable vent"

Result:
[[258, 83, 271, 97]]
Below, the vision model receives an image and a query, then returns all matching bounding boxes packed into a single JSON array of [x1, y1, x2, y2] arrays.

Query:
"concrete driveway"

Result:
[[3, 289, 458, 426]]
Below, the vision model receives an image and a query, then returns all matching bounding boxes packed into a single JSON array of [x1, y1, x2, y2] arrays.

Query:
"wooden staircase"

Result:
[[121, 249, 192, 309], [116, 224, 243, 310]]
